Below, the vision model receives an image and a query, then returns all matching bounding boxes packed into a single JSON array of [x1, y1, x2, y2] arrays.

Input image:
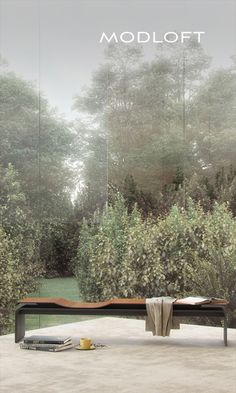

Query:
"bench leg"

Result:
[[15, 310, 25, 343], [224, 316, 228, 347]]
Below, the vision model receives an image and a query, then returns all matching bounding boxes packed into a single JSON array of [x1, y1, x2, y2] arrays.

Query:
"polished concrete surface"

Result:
[[0, 317, 236, 393]]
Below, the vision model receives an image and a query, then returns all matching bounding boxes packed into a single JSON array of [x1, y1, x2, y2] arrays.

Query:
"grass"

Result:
[[30, 277, 81, 300], [24, 277, 95, 331]]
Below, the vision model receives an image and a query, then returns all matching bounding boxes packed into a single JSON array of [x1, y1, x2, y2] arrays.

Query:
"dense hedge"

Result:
[[0, 227, 40, 334], [0, 165, 41, 334], [74, 196, 236, 323]]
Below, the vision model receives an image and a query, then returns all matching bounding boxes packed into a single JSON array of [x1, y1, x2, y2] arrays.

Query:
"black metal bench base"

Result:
[[15, 303, 228, 346]]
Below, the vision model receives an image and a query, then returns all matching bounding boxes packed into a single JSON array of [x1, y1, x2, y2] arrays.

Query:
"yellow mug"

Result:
[[80, 337, 92, 349]]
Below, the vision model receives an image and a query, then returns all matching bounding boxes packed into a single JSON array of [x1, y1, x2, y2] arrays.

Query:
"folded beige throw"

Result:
[[145, 297, 177, 337]]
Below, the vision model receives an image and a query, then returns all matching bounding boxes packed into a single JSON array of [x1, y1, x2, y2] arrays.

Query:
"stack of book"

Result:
[[20, 335, 73, 352]]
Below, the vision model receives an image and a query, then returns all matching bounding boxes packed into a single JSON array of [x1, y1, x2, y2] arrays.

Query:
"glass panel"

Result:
[[1, 0, 235, 335], [0, 0, 41, 332], [35, 0, 108, 328]]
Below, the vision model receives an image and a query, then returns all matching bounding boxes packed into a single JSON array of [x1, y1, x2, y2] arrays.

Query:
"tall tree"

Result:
[[0, 70, 75, 219], [192, 60, 236, 174], [73, 39, 211, 197], [0, 65, 79, 274]]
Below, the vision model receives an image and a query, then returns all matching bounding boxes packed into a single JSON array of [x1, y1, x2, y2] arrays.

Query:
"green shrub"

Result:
[[127, 217, 164, 297], [0, 165, 41, 333], [147, 204, 203, 296], [0, 227, 39, 334], [193, 203, 236, 304], [75, 196, 143, 300], [74, 196, 236, 324]]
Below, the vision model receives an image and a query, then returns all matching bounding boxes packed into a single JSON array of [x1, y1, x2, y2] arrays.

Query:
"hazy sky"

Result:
[[0, 0, 235, 120]]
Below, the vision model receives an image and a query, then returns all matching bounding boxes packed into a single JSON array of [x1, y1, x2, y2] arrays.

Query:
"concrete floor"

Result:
[[0, 317, 236, 393]]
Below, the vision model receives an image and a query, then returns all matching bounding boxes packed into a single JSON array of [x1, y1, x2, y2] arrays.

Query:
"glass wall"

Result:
[[1, 0, 236, 333]]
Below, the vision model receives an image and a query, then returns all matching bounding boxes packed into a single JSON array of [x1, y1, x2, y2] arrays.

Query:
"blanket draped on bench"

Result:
[[146, 297, 177, 336]]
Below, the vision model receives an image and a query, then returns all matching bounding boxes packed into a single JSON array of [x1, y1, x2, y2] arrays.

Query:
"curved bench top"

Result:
[[19, 297, 146, 308], [18, 297, 228, 309]]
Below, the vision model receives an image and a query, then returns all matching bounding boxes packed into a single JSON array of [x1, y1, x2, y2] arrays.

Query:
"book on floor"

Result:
[[20, 341, 72, 349], [20, 342, 74, 352], [23, 335, 72, 345]]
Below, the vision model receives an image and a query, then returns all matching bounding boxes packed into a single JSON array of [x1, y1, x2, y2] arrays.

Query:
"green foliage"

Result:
[[74, 197, 236, 324], [193, 204, 236, 300], [0, 165, 41, 333], [192, 66, 236, 173], [75, 195, 143, 300], [0, 164, 39, 271], [0, 227, 19, 333], [122, 174, 158, 216], [73, 40, 211, 196], [0, 71, 75, 220], [126, 217, 164, 297], [40, 217, 80, 276], [0, 68, 77, 276], [73, 42, 236, 224]]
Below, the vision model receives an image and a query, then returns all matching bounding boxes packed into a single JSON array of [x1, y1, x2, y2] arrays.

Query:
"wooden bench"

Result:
[[15, 297, 229, 345]]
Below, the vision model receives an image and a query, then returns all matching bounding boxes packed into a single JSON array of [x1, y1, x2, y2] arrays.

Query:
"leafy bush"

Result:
[[0, 165, 40, 272], [40, 218, 79, 277], [192, 204, 236, 306], [0, 165, 41, 333], [74, 196, 236, 324], [75, 197, 142, 300], [0, 226, 40, 334]]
